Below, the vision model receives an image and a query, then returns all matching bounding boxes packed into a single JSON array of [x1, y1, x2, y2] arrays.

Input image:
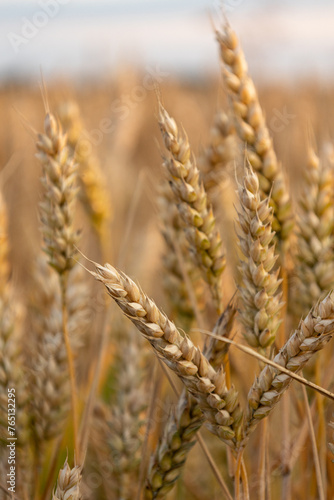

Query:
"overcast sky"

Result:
[[1, 0, 334, 82]]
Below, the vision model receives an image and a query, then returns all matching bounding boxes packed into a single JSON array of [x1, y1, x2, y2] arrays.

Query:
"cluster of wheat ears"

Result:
[[1, 21, 334, 500]]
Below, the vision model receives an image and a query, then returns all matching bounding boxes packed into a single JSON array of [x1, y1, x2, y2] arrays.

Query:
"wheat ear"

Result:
[[90, 261, 242, 446], [242, 291, 334, 449], [217, 24, 293, 247], [295, 147, 334, 314], [199, 111, 236, 196], [236, 167, 283, 348], [93, 336, 147, 499], [28, 257, 89, 444], [52, 458, 82, 500], [158, 104, 226, 312], [144, 303, 235, 499], [144, 392, 203, 499], [37, 111, 80, 455], [58, 101, 111, 248], [37, 112, 79, 274], [158, 182, 200, 326]]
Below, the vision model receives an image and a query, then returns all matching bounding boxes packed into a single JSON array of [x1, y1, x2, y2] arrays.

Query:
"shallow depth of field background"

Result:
[[2, 0, 334, 291]]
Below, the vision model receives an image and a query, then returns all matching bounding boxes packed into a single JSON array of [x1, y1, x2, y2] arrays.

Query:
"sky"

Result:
[[1, 0, 334, 83]]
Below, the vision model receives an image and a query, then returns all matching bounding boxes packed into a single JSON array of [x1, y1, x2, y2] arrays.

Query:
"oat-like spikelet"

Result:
[[29, 331, 70, 443], [37, 112, 79, 274], [242, 292, 334, 449], [58, 101, 111, 240], [295, 148, 334, 314], [199, 111, 236, 195], [145, 392, 203, 499], [237, 168, 283, 348], [91, 261, 242, 446], [0, 192, 9, 292], [216, 25, 293, 245], [52, 458, 82, 500], [93, 338, 147, 499], [158, 105, 226, 312], [158, 183, 198, 325]]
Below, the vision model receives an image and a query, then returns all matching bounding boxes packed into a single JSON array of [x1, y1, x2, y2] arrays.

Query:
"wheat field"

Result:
[[0, 18, 334, 500]]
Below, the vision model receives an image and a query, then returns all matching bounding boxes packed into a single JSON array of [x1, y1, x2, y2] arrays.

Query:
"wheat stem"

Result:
[[301, 383, 325, 500], [60, 273, 79, 458]]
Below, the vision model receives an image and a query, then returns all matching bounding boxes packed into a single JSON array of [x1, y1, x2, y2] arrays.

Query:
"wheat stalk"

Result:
[[36, 111, 81, 455], [0, 192, 9, 292]]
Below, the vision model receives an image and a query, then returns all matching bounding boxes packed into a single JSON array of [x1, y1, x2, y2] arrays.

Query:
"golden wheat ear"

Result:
[[236, 166, 283, 349], [217, 23, 294, 248], [57, 101, 111, 249], [37, 112, 80, 274], [294, 147, 334, 315], [158, 103, 226, 313]]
